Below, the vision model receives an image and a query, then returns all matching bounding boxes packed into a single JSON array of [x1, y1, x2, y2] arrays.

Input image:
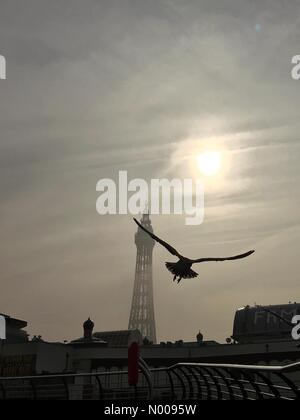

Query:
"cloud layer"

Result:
[[0, 0, 300, 343]]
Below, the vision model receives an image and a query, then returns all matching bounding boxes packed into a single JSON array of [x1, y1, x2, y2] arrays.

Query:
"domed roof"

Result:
[[70, 317, 107, 347], [83, 317, 94, 329], [197, 331, 204, 342]]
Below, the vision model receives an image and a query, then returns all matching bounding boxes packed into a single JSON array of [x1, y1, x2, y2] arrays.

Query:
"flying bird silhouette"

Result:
[[133, 218, 255, 283]]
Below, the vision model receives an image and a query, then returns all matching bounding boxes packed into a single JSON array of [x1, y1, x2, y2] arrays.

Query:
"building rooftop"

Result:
[[93, 330, 142, 347], [0, 313, 27, 330]]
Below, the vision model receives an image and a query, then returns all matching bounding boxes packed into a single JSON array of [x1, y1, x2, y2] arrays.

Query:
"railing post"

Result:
[[139, 357, 154, 400], [239, 370, 264, 400], [210, 367, 234, 400], [225, 368, 248, 400], [128, 342, 139, 387], [95, 375, 104, 400], [255, 371, 281, 400], [166, 370, 176, 400], [0, 382, 6, 400], [30, 379, 37, 400], [62, 377, 70, 400], [178, 366, 194, 399], [172, 368, 187, 400], [275, 372, 300, 400], [195, 367, 212, 400], [201, 367, 223, 400], [185, 366, 202, 400]]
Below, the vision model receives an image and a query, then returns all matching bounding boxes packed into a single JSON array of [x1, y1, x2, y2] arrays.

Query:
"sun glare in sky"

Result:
[[197, 150, 223, 177]]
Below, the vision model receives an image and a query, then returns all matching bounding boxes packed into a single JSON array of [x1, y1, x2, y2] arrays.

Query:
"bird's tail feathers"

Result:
[[185, 269, 198, 279], [165, 262, 198, 279]]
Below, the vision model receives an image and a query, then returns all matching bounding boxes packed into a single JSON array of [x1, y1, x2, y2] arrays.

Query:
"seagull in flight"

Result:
[[133, 218, 255, 283]]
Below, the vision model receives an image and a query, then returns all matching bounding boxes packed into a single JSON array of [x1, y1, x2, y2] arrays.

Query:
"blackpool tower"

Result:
[[128, 213, 157, 343]]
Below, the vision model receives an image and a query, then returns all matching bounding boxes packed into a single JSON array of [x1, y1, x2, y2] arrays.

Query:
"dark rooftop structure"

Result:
[[233, 303, 300, 344], [70, 318, 107, 348], [0, 314, 28, 344], [93, 330, 143, 347]]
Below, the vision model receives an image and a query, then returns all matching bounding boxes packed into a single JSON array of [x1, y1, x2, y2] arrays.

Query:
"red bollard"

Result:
[[128, 342, 139, 386]]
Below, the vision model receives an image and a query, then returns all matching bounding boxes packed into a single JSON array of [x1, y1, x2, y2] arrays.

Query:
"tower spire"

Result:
[[128, 214, 157, 343]]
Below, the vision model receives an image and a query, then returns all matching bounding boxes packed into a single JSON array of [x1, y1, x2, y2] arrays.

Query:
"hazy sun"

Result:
[[197, 151, 222, 177]]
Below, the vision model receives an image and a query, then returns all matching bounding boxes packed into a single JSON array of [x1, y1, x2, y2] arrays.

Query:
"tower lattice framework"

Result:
[[128, 214, 156, 343]]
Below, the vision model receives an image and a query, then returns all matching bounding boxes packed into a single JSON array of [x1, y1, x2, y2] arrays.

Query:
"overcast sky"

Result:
[[1, 0, 300, 343]]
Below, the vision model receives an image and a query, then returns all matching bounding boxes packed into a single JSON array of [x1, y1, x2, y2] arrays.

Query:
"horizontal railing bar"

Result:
[[0, 370, 129, 381], [1, 361, 299, 382], [273, 385, 297, 391], [173, 362, 300, 373], [198, 382, 275, 398], [189, 377, 259, 395]]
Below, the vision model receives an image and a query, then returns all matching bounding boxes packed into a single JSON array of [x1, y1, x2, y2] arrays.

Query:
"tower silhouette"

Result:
[[128, 214, 157, 343]]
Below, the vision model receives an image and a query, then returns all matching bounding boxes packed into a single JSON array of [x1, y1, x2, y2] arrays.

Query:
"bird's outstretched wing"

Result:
[[192, 250, 255, 264], [133, 218, 181, 258]]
